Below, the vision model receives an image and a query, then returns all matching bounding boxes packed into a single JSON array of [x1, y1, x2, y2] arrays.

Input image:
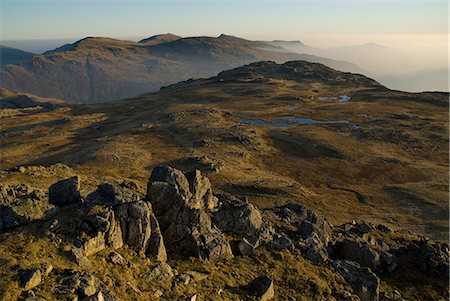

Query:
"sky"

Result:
[[0, 0, 448, 42]]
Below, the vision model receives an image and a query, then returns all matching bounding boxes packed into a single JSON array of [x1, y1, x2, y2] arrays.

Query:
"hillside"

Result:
[[0, 88, 71, 110], [0, 45, 35, 67], [0, 61, 448, 300], [0, 35, 361, 103]]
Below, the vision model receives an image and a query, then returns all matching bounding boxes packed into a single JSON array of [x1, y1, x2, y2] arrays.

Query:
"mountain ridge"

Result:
[[0, 34, 362, 103]]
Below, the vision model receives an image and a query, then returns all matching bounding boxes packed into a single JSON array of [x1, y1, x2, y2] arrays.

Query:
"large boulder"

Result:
[[76, 185, 167, 261], [49, 176, 82, 207], [146, 166, 233, 260], [332, 260, 380, 301]]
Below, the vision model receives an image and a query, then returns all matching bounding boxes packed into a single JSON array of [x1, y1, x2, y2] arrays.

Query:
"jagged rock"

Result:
[[162, 206, 233, 260], [85, 183, 139, 206], [212, 194, 273, 246], [144, 262, 174, 282], [147, 166, 233, 260], [149, 165, 192, 201], [116, 200, 166, 260], [49, 176, 82, 207], [302, 233, 329, 263], [336, 239, 380, 270], [76, 197, 166, 261], [332, 238, 397, 272], [108, 251, 125, 265], [332, 260, 380, 301], [20, 268, 42, 291], [268, 203, 332, 242], [267, 203, 333, 262], [77, 207, 123, 257], [403, 239, 449, 277], [116, 201, 153, 254], [148, 211, 167, 262], [270, 232, 295, 252], [187, 169, 218, 211]]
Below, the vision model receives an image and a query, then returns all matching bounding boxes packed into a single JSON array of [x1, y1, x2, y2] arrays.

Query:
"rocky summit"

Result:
[[0, 166, 448, 300]]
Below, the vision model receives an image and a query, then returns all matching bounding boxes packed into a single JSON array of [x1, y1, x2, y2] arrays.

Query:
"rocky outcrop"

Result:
[[147, 166, 233, 261], [402, 239, 449, 277], [0, 184, 58, 230], [332, 260, 380, 301], [267, 203, 332, 263], [49, 176, 82, 207], [75, 185, 167, 261]]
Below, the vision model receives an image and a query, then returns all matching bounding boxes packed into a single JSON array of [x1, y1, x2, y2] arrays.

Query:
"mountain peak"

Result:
[[139, 33, 181, 45]]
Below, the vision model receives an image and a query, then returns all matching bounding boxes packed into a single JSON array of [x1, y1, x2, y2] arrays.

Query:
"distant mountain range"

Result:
[[0, 34, 361, 103]]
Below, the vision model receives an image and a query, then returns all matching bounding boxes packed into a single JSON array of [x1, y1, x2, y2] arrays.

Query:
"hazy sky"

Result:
[[1, 0, 448, 41]]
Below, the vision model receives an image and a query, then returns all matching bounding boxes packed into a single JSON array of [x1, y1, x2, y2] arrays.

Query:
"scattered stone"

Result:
[[20, 268, 42, 291], [49, 176, 82, 207]]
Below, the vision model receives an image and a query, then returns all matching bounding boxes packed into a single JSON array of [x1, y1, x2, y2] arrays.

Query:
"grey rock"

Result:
[[147, 166, 233, 261], [144, 262, 174, 282], [49, 176, 82, 207], [59, 272, 116, 301], [332, 260, 380, 301], [85, 183, 139, 206], [302, 233, 329, 264], [20, 268, 42, 291], [76, 199, 166, 261], [269, 233, 295, 252], [212, 194, 273, 246], [0, 184, 58, 230], [337, 239, 380, 270], [187, 169, 218, 211], [269, 203, 332, 243]]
